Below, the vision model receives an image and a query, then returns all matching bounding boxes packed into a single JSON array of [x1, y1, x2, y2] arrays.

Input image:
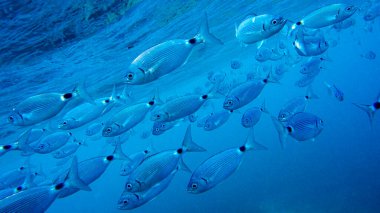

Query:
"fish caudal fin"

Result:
[[72, 81, 95, 104], [113, 141, 131, 161], [306, 86, 319, 100], [195, 13, 223, 45], [352, 103, 375, 127], [245, 128, 268, 151], [271, 116, 288, 150], [178, 157, 192, 173], [182, 125, 206, 152], [260, 99, 269, 114], [66, 156, 91, 191]]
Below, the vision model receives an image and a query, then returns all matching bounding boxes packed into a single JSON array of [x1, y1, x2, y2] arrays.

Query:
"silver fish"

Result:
[[57, 88, 116, 130], [125, 14, 222, 85], [187, 129, 267, 194], [202, 110, 232, 131], [85, 122, 104, 136], [103, 94, 157, 137], [152, 120, 178, 136], [295, 4, 357, 29], [294, 29, 329, 56], [151, 91, 215, 123], [0, 173, 36, 200], [118, 169, 176, 210], [0, 157, 90, 212], [52, 139, 86, 159], [324, 82, 344, 102], [120, 145, 156, 176], [223, 74, 274, 110], [29, 132, 74, 154], [124, 125, 205, 193], [7, 87, 86, 126], [278, 87, 318, 122], [236, 14, 287, 44], [272, 112, 324, 149], [241, 101, 268, 128]]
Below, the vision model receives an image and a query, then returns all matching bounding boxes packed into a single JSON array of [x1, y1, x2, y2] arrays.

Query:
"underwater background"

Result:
[[0, 0, 380, 212]]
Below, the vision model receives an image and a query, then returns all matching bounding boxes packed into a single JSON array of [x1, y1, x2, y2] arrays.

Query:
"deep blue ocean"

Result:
[[0, 0, 379, 212]]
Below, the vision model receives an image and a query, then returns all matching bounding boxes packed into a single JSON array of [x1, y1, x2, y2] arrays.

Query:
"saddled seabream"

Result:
[[187, 128, 267, 194], [124, 125, 205, 193], [272, 112, 324, 149], [236, 14, 286, 45], [125, 14, 222, 85]]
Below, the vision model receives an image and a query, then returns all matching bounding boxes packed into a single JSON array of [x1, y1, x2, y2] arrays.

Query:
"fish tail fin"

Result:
[[72, 81, 94, 104], [306, 86, 319, 100], [271, 116, 288, 150], [151, 88, 163, 106], [182, 125, 206, 152], [352, 103, 375, 127], [178, 157, 192, 173], [0, 143, 15, 157], [109, 84, 117, 102], [146, 140, 157, 156], [113, 140, 131, 161], [323, 81, 332, 96], [266, 70, 280, 84], [115, 85, 134, 105], [66, 156, 91, 191], [286, 20, 299, 37], [245, 128, 268, 151], [207, 81, 224, 99], [22, 171, 37, 189], [195, 13, 223, 45]]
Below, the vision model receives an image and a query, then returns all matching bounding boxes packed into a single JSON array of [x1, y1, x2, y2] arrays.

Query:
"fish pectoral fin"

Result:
[[148, 58, 166, 74]]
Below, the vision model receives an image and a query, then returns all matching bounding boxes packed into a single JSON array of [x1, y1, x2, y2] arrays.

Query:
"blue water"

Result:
[[1, 0, 380, 212]]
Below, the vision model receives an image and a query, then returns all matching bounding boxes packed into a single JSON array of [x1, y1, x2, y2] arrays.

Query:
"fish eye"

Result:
[[106, 127, 112, 133], [271, 19, 278, 25], [126, 73, 134, 80], [7, 116, 14, 123], [156, 114, 161, 118], [155, 128, 160, 132], [123, 200, 128, 205], [126, 183, 132, 189], [62, 121, 67, 125], [346, 6, 352, 11], [191, 183, 198, 189]]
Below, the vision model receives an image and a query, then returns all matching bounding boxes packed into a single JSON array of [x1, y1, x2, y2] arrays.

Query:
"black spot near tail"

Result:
[[374, 102, 380, 109], [177, 148, 183, 154], [55, 183, 64, 190], [263, 79, 268, 84], [16, 186, 23, 191], [296, 21, 302, 26], [106, 155, 114, 161], [188, 38, 197, 44], [2, 145, 11, 150], [239, 146, 246, 152], [148, 101, 154, 106], [63, 93, 73, 99], [202, 95, 208, 99], [286, 126, 293, 133]]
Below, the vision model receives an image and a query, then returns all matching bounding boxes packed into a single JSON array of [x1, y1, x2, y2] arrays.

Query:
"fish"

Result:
[[295, 4, 357, 29], [57, 87, 117, 130], [299, 57, 326, 76], [272, 112, 324, 149], [0, 163, 30, 190], [28, 132, 75, 154], [152, 120, 179, 136], [52, 139, 86, 159], [278, 87, 318, 122], [363, 2, 380, 21], [102, 92, 158, 137], [202, 110, 232, 131], [324, 82, 344, 102], [120, 144, 155, 176], [352, 92, 380, 126], [151, 90, 217, 123], [332, 18, 355, 31], [255, 47, 285, 62], [208, 71, 226, 84], [0, 157, 90, 212], [124, 14, 222, 84], [236, 14, 287, 45], [187, 128, 267, 194], [56, 143, 129, 198], [7, 86, 89, 126], [294, 28, 329, 56], [241, 101, 268, 128], [223, 73, 275, 110], [361, 51, 376, 60], [124, 125, 205, 193], [118, 169, 176, 210], [230, 59, 242, 69], [85, 122, 104, 136]]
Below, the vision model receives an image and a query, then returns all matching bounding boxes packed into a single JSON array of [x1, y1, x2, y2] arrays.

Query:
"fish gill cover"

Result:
[[0, 0, 380, 212]]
